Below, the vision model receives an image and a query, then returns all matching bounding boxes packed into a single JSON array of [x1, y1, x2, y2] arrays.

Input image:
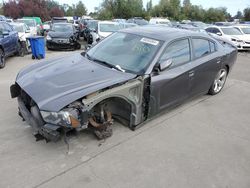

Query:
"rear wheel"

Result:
[[0, 49, 5, 69], [208, 67, 228, 95]]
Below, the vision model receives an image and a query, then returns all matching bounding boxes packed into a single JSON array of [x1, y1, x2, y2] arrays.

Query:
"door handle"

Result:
[[189, 70, 195, 77]]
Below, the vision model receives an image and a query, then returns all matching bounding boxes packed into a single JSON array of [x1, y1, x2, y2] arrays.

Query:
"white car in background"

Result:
[[149, 17, 170, 25], [233, 25, 250, 36], [87, 21, 121, 46], [205, 26, 250, 50], [10, 22, 31, 56], [16, 19, 38, 36]]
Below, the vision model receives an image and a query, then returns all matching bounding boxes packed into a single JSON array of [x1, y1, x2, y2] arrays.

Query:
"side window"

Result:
[[206, 28, 213, 33], [213, 28, 221, 34], [4, 23, 13, 32], [209, 41, 216, 52], [160, 39, 190, 67], [193, 38, 210, 58]]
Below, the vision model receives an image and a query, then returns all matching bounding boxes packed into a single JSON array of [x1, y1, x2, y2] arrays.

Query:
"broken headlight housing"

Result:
[[41, 110, 80, 128]]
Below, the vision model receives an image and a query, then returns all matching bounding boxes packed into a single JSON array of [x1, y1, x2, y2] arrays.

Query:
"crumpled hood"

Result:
[[48, 31, 73, 38], [16, 53, 136, 112]]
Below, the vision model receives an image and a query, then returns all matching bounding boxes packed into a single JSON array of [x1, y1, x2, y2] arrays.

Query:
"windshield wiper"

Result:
[[86, 53, 125, 72]]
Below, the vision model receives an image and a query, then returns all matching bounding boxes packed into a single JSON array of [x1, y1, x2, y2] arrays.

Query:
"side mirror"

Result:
[[159, 58, 173, 71], [216, 32, 222, 36], [153, 58, 173, 73]]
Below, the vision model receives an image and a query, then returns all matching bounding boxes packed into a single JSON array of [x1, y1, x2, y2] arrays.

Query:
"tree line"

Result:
[[96, 0, 250, 22], [2, 0, 87, 21], [1, 0, 250, 22]]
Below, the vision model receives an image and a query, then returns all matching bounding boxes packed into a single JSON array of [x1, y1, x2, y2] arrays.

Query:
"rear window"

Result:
[[193, 38, 210, 58]]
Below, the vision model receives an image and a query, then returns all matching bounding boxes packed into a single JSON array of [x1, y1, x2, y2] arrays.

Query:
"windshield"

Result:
[[12, 25, 25, 32], [221, 28, 242, 35], [86, 32, 162, 74], [18, 20, 35, 27], [99, 23, 120, 32], [52, 24, 73, 32], [241, 27, 250, 34]]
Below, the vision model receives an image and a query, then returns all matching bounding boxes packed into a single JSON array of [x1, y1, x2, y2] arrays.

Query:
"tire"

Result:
[[87, 35, 93, 45], [0, 49, 5, 69], [17, 42, 25, 57], [208, 66, 228, 95], [75, 43, 81, 50]]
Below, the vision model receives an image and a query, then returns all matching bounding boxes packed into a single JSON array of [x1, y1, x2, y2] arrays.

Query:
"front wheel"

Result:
[[208, 67, 228, 95], [75, 43, 81, 50], [0, 49, 5, 69], [17, 41, 25, 57]]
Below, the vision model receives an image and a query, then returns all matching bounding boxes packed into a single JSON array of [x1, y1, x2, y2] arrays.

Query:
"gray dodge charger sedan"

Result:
[[10, 26, 237, 142]]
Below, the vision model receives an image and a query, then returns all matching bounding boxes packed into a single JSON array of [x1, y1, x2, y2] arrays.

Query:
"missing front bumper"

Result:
[[17, 96, 61, 142]]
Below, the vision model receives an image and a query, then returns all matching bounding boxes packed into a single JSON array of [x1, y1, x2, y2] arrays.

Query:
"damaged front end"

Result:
[[10, 76, 148, 142]]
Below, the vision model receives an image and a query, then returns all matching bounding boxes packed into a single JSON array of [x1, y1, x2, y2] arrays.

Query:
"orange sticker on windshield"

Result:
[[140, 38, 159, 46]]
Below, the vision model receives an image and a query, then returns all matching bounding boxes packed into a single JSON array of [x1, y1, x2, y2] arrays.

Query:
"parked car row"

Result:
[[167, 20, 250, 51], [205, 25, 250, 50]]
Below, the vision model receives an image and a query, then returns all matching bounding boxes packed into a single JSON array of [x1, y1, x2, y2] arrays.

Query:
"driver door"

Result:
[[150, 38, 193, 113]]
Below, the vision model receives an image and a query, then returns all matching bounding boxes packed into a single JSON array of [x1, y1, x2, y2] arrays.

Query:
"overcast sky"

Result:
[[59, 0, 250, 16]]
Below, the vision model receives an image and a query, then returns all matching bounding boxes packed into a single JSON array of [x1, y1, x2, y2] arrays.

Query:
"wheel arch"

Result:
[[87, 95, 136, 128], [225, 64, 229, 73]]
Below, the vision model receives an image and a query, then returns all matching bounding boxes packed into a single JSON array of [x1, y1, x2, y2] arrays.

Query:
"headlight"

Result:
[[41, 110, 80, 128], [46, 35, 52, 40]]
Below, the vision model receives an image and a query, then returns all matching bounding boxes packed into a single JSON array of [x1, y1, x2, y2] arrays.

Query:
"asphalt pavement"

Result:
[[0, 51, 250, 188]]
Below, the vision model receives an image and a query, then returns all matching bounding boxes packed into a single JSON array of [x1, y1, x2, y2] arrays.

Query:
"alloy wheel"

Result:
[[213, 68, 227, 93]]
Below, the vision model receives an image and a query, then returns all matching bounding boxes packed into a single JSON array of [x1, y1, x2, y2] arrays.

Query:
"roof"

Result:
[[10, 22, 25, 26], [234, 25, 250, 28], [121, 25, 208, 41], [53, 22, 71, 25], [207, 25, 236, 29], [98, 21, 119, 24]]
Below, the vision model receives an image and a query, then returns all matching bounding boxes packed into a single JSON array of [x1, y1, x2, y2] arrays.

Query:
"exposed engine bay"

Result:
[[11, 76, 151, 142]]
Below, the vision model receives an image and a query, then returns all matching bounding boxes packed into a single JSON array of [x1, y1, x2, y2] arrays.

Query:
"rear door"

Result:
[[150, 38, 192, 112], [189, 37, 221, 96]]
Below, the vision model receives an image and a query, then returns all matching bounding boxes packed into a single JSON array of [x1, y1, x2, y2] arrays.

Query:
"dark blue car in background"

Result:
[[0, 21, 20, 69]]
